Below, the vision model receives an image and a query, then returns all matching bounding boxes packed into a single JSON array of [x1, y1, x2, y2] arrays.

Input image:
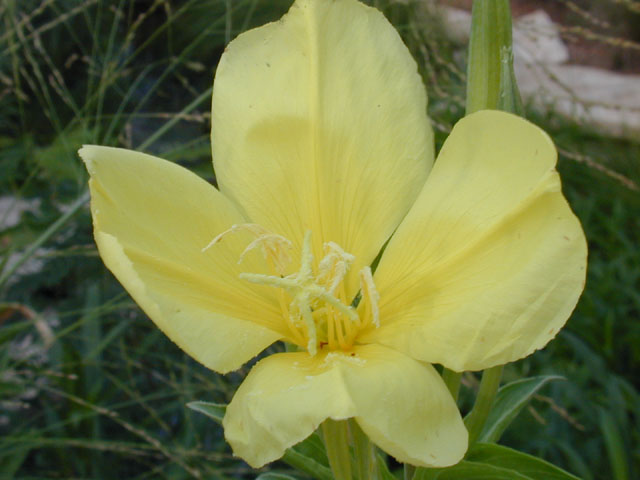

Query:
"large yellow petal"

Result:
[[212, 0, 433, 296], [362, 111, 587, 371], [81, 146, 286, 373], [223, 344, 466, 468]]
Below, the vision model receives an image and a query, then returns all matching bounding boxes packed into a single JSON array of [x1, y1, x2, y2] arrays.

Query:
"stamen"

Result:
[[333, 310, 347, 349], [239, 234, 292, 274], [360, 266, 380, 328], [299, 230, 314, 279], [297, 293, 317, 356], [240, 272, 299, 289], [234, 228, 366, 355], [240, 273, 358, 324], [203, 223, 292, 275], [316, 289, 358, 323], [317, 242, 355, 294], [327, 311, 336, 350]]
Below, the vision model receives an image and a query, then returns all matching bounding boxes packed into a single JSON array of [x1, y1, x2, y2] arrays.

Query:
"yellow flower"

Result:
[[80, 0, 587, 469]]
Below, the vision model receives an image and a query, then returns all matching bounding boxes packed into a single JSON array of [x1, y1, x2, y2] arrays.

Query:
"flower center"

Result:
[[210, 225, 379, 355]]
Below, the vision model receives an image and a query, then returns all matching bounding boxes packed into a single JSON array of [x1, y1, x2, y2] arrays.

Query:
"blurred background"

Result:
[[0, 0, 638, 478]]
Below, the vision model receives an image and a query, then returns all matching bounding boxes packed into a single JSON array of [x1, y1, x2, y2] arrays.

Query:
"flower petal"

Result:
[[81, 146, 286, 373], [212, 0, 433, 296], [223, 344, 466, 468], [363, 111, 587, 371]]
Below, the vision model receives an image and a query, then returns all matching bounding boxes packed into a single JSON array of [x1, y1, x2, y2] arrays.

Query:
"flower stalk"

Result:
[[464, 365, 504, 446], [322, 419, 353, 480], [403, 464, 416, 480], [442, 368, 462, 402], [466, 0, 522, 115], [350, 419, 378, 480], [459, 0, 516, 454]]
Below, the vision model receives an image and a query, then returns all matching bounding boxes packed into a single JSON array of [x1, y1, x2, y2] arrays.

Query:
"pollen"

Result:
[[214, 226, 380, 355]]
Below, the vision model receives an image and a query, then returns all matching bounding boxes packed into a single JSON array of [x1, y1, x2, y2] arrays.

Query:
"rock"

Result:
[[437, 6, 640, 140], [513, 10, 569, 64]]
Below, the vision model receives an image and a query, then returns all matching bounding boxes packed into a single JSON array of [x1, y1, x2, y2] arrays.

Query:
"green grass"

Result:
[[1, 0, 639, 478]]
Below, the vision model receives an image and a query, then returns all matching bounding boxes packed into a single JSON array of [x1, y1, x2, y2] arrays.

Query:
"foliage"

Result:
[[0, 0, 638, 478]]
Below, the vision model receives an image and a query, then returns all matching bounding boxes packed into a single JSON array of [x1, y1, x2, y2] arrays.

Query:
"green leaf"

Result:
[[282, 448, 333, 480], [599, 408, 630, 480], [293, 432, 329, 467], [188, 402, 332, 480], [467, 444, 581, 479], [478, 375, 563, 443], [187, 401, 226, 423], [0, 445, 31, 477], [0, 190, 89, 289], [415, 461, 529, 479], [256, 474, 299, 480], [376, 454, 398, 480], [414, 443, 580, 480], [497, 45, 524, 115]]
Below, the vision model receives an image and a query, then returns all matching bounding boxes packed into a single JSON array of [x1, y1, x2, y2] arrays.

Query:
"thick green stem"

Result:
[[350, 419, 378, 480], [442, 368, 462, 402], [464, 365, 503, 446], [465, 0, 520, 115], [322, 419, 352, 480]]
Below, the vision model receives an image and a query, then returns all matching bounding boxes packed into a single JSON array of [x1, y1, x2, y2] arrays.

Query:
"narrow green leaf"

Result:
[[414, 461, 529, 480], [293, 432, 329, 467], [256, 473, 299, 480], [282, 448, 333, 480], [554, 441, 594, 480], [497, 45, 524, 115], [0, 445, 31, 477], [414, 443, 580, 480], [467, 444, 581, 479], [479, 375, 562, 443], [136, 87, 212, 151], [599, 408, 630, 480], [0, 191, 88, 288], [377, 454, 398, 480], [187, 401, 226, 423]]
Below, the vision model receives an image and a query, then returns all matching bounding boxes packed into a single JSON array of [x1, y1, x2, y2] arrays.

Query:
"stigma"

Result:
[[211, 225, 380, 355]]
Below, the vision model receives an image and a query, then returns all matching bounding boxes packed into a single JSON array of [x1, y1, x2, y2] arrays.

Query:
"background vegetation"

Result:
[[0, 0, 638, 478]]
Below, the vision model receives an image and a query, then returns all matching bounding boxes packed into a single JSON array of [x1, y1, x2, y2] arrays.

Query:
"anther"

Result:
[[233, 228, 369, 355], [360, 266, 380, 328], [203, 223, 292, 275], [317, 241, 355, 294]]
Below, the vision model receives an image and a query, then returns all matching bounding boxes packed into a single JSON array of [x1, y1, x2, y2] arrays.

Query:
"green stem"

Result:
[[350, 419, 377, 480], [465, 0, 520, 115], [322, 419, 352, 480], [403, 464, 416, 480], [464, 365, 503, 446], [442, 368, 462, 402]]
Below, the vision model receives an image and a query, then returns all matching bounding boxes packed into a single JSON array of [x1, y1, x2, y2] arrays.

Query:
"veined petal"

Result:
[[363, 111, 587, 371], [212, 0, 433, 296], [81, 146, 285, 373], [223, 345, 466, 468]]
